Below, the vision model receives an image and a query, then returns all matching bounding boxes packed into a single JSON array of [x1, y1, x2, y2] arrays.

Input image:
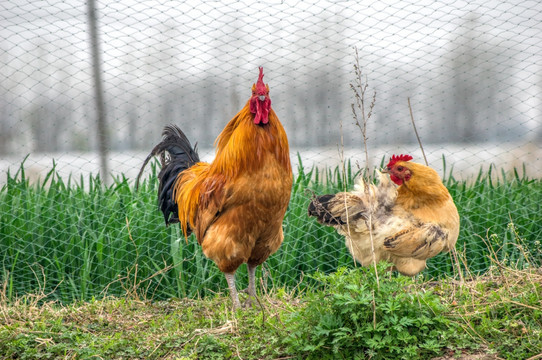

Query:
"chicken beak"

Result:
[[258, 95, 266, 101], [381, 168, 389, 174]]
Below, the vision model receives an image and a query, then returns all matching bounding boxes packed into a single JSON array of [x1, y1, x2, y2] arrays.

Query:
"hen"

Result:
[[137, 68, 293, 309], [308, 154, 459, 276]]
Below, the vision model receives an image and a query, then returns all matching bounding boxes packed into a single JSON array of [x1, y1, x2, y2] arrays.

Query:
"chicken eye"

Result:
[[397, 166, 404, 171]]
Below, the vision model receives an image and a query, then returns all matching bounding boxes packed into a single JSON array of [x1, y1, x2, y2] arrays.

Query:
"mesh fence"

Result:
[[1, 0, 541, 302]]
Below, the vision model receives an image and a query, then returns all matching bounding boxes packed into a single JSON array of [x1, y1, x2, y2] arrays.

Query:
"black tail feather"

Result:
[[307, 194, 346, 226], [136, 124, 200, 227]]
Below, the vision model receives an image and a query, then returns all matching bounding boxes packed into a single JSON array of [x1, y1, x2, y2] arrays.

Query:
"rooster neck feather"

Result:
[[213, 101, 291, 178]]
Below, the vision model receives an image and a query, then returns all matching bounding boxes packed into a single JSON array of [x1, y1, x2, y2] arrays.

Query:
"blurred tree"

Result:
[[87, 0, 109, 182], [447, 15, 511, 143]]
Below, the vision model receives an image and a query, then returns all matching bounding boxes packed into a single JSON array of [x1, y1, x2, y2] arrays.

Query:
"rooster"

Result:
[[137, 68, 293, 309], [308, 154, 459, 276]]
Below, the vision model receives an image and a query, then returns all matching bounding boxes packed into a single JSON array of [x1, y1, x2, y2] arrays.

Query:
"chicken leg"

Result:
[[247, 264, 257, 298], [224, 272, 241, 309], [244, 263, 258, 308], [224, 265, 258, 310]]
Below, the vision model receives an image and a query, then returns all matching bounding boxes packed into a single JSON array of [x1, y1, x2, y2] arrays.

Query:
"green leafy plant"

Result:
[[284, 263, 472, 359]]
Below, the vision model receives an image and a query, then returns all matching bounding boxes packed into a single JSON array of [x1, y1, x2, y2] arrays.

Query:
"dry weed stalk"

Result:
[[349, 46, 378, 288], [0, 266, 62, 326]]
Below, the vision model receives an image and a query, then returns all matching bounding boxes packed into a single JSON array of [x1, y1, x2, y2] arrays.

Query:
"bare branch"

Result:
[[407, 98, 428, 166]]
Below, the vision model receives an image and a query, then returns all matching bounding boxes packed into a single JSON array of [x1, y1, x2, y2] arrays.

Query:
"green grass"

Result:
[[1, 260, 540, 359], [0, 157, 541, 304], [445, 165, 542, 274]]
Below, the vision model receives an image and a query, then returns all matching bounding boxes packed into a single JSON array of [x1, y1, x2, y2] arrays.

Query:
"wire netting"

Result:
[[1, 0, 541, 302]]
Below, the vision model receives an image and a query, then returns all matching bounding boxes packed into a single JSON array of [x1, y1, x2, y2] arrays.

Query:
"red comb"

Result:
[[387, 154, 413, 168], [257, 67, 264, 82], [254, 67, 266, 92]]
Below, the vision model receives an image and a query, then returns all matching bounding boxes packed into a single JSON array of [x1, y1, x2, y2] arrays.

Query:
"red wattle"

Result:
[[250, 97, 270, 124], [390, 174, 403, 186]]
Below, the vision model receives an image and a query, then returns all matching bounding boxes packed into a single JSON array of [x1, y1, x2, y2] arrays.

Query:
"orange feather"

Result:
[[173, 100, 291, 241]]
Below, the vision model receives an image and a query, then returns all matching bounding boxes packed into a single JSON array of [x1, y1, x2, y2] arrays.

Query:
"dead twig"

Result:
[[407, 98, 428, 166]]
